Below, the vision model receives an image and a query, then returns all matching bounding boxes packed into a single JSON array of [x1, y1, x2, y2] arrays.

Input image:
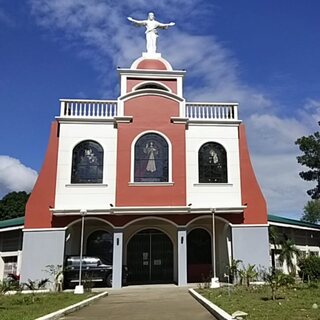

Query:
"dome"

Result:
[[130, 56, 173, 71]]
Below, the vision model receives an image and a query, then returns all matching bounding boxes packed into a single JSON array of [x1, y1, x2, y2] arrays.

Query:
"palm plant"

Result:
[[278, 238, 300, 275], [238, 264, 257, 287], [269, 226, 280, 273], [226, 259, 242, 284]]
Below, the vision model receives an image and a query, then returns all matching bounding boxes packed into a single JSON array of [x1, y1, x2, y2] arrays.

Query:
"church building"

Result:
[[20, 23, 270, 288]]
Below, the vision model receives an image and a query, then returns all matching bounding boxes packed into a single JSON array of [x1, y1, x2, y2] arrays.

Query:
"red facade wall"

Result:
[[239, 124, 268, 224], [52, 214, 203, 229], [24, 122, 59, 229], [115, 94, 186, 206]]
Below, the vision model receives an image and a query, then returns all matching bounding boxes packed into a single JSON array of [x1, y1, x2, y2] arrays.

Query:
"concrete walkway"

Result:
[[61, 285, 216, 319]]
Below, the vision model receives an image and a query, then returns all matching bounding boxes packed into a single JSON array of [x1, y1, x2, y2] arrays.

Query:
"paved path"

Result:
[[61, 285, 215, 320]]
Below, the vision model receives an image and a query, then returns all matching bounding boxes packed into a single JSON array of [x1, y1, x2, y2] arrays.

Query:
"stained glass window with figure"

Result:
[[71, 140, 103, 183], [199, 142, 227, 183], [134, 133, 168, 182]]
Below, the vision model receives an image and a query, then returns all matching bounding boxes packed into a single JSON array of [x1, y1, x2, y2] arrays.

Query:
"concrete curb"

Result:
[[189, 288, 234, 320], [35, 291, 109, 320]]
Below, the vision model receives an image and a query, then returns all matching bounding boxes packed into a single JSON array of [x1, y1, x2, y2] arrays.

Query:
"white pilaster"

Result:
[[112, 230, 123, 289], [178, 229, 187, 286]]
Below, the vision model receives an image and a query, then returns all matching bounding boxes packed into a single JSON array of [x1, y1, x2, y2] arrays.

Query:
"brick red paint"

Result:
[[216, 214, 244, 225], [239, 124, 268, 224], [24, 122, 59, 229], [53, 214, 204, 229], [116, 95, 186, 206], [127, 78, 177, 94], [136, 59, 168, 70]]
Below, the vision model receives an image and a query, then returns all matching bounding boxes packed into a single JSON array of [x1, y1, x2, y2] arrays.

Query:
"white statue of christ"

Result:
[[127, 12, 175, 54]]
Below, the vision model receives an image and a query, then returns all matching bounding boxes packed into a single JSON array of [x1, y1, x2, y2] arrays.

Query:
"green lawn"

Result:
[[198, 284, 320, 320], [0, 292, 95, 320]]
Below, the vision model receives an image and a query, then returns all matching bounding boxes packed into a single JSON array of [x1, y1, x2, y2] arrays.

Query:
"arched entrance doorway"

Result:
[[187, 228, 212, 282], [86, 230, 113, 265], [127, 229, 173, 284]]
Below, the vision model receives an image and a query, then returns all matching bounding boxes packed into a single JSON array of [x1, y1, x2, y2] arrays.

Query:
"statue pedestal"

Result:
[[74, 285, 84, 294], [210, 277, 220, 288], [142, 52, 162, 59]]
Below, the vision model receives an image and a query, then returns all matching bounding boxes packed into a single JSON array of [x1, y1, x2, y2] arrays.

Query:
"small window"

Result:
[[135, 83, 169, 91], [199, 142, 227, 183], [134, 133, 168, 182], [71, 140, 103, 183]]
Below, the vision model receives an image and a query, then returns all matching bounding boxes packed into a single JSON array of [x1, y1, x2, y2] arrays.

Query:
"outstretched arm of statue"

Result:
[[157, 22, 175, 29], [127, 17, 146, 26]]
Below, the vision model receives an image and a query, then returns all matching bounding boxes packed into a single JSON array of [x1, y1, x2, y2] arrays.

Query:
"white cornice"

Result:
[[231, 224, 269, 228], [51, 206, 245, 216], [187, 119, 242, 126], [0, 225, 23, 233], [55, 117, 116, 124], [118, 68, 186, 77], [23, 227, 67, 232]]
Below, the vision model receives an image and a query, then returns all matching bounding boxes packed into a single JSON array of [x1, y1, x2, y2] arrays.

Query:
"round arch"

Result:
[[198, 141, 228, 183], [126, 228, 174, 284], [133, 81, 171, 92], [131, 131, 172, 183], [64, 217, 115, 261], [187, 228, 212, 283], [86, 230, 113, 264], [71, 140, 104, 184]]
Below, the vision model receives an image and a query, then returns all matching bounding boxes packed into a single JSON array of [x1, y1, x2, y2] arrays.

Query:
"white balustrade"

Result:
[[59, 99, 117, 118], [58, 99, 237, 121], [186, 103, 238, 120]]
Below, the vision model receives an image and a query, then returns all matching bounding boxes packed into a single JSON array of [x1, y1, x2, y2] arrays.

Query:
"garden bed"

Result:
[[0, 292, 95, 320], [198, 283, 320, 320]]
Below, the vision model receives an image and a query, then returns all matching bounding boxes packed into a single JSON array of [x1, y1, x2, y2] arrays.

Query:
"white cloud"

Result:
[[28, 0, 319, 219], [0, 156, 38, 198]]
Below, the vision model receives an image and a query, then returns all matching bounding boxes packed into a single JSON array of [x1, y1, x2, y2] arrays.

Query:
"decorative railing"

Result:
[[186, 102, 238, 120], [58, 99, 238, 121], [59, 99, 118, 118]]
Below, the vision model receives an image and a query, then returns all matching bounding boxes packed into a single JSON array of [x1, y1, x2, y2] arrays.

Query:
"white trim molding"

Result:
[[0, 226, 24, 233]]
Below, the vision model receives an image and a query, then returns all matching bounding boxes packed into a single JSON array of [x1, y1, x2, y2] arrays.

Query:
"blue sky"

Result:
[[0, 0, 319, 220]]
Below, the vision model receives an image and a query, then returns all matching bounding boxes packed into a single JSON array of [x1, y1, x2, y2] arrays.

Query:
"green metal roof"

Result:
[[268, 214, 320, 229], [0, 216, 24, 229]]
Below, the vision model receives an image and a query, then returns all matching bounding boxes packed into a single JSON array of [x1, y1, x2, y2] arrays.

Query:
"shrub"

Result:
[[265, 269, 295, 300], [239, 264, 258, 287], [298, 256, 320, 281]]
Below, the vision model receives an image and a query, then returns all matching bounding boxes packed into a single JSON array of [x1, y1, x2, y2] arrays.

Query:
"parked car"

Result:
[[63, 256, 128, 288]]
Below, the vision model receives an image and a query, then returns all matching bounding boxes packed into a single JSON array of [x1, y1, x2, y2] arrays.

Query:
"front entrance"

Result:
[[127, 229, 173, 284], [187, 228, 212, 282]]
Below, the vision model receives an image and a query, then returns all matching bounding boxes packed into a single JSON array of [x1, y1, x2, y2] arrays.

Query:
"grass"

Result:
[[0, 292, 96, 320], [198, 283, 320, 320]]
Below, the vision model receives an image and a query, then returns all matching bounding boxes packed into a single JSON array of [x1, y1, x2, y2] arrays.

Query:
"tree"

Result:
[[301, 199, 320, 224], [295, 122, 320, 199], [0, 191, 30, 220], [278, 239, 300, 275]]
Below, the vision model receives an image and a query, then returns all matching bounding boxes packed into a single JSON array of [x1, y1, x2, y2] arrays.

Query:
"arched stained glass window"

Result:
[[199, 142, 227, 183], [134, 133, 168, 182], [71, 140, 103, 183]]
